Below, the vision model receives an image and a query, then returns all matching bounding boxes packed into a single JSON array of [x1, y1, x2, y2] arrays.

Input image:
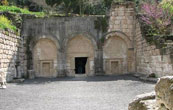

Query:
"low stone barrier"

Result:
[[0, 30, 26, 82]]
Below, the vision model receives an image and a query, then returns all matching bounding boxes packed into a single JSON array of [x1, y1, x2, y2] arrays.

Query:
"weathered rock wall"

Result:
[[0, 30, 26, 82], [135, 21, 173, 77]]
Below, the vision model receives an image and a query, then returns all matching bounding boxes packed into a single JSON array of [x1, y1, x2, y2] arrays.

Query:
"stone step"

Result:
[[10, 78, 25, 83]]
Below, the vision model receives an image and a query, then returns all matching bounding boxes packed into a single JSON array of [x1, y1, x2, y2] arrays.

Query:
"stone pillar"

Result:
[[57, 48, 66, 77], [127, 48, 135, 72], [95, 49, 104, 75]]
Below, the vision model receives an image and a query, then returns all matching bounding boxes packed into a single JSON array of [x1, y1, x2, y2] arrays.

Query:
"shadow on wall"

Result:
[[0, 30, 26, 83]]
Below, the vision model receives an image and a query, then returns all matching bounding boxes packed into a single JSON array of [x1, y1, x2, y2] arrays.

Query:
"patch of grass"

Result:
[[0, 5, 45, 17], [0, 15, 17, 31]]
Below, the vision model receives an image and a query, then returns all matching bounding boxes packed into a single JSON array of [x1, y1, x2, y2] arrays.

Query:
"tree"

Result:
[[45, 0, 79, 15], [140, 1, 171, 36]]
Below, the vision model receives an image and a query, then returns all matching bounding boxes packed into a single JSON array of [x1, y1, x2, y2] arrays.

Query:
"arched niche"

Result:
[[66, 35, 95, 76], [103, 36, 128, 75], [33, 38, 58, 77]]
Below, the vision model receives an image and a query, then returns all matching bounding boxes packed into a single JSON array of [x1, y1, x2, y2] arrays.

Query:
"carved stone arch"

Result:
[[31, 36, 60, 78], [102, 31, 133, 49], [63, 32, 98, 51], [64, 32, 97, 76], [103, 31, 135, 75], [30, 35, 60, 51]]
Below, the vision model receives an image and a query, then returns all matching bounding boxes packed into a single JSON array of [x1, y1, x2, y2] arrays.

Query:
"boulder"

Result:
[[128, 92, 158, 110], [155, 76, 173, 110]]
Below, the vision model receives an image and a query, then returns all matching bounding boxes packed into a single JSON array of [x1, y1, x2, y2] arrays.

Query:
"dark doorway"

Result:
[[75, 57, 88, 74]]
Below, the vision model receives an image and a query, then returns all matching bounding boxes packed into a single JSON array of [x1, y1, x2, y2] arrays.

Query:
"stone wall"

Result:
[[135, 21, 173, 77], [0, 30, 26, 82], [108, 2, 135, 39], [106, 2, 173, 77]]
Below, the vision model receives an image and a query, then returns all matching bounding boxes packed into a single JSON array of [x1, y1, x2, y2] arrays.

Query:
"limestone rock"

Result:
[[128, 92, 157, 110], [155, 76, 173, 110]]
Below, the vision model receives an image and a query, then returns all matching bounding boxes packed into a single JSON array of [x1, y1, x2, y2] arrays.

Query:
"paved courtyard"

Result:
[[0, 75, 155, 110]]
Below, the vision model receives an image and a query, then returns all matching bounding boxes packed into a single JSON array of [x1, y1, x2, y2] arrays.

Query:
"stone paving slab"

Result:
[[0, 75, 155, 110]]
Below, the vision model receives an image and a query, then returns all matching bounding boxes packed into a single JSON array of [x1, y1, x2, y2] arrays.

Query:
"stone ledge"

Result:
[[10, 78, 25, 83], [133, 73, 158, 83]]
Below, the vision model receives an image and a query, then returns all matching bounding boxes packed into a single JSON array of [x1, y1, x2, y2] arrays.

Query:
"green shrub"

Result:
[[161, 0, 173, 14], [0, 5, 45, 17], [0, 15, 16, 31]]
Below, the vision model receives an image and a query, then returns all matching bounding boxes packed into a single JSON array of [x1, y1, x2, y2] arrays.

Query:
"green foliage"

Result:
[[161, 0, 173, 14], [45, 0, 79, 15], [8, 0, 43, 12], [84, 2, 107, 15], [45, 0, 138, 15], [140, 1, 173, 45], [0, 5, 45, 17], [45, 0, 62, 7], [15, 0, 29, 7], [0, 0, 9, 5], [0, 15, 16, 31], [94, 17, 109, 32], [8, 0, 29, 6]]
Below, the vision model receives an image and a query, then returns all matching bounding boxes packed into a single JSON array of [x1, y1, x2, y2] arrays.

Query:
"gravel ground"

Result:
[[0, 75, 155, 110]]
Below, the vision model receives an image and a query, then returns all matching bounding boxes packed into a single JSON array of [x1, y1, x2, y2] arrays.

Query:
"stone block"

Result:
[[28, 70, 35, 79]]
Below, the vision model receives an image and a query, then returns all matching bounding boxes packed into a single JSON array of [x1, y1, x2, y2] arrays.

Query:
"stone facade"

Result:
[[21, 2, 138, 78], [0, 30, 26, 82], [0, 2, 173, 81], [22, 17, 101, 77]]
